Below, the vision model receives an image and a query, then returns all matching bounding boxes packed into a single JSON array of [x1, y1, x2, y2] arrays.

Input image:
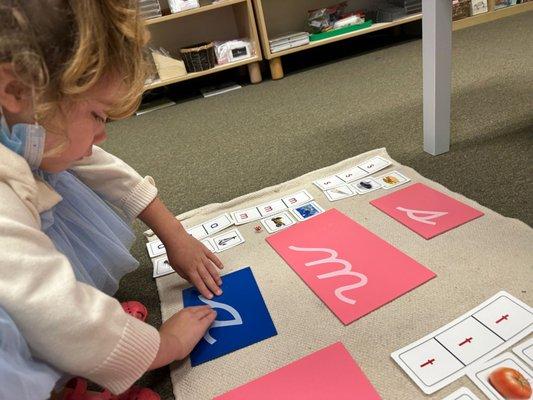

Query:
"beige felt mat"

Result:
[[148, 148, 533, 399]]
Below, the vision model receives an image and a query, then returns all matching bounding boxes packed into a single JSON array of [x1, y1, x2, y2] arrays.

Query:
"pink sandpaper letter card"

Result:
[[370, 183, 484, 240], [214, 342, 381, 400], [266, 209, 435, 325]]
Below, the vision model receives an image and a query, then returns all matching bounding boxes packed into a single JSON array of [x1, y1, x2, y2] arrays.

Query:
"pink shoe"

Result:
[[62, 378, 160, 400], [121, 301, 148, 322]]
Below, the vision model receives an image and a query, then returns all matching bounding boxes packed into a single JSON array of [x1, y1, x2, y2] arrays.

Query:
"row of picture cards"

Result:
[[313, 156, 411, 201], [392, 291, 532, 398], [146, 189, 321, 258]]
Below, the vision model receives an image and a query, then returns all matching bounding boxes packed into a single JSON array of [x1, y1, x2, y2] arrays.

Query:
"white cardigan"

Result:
[[0, 144, 160, 394]]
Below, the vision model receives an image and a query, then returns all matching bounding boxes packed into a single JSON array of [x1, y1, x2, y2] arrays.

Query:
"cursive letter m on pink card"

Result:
[[370, 183, 484, 239], [214, 342, 381, 400], [267, 209, 435, 325]]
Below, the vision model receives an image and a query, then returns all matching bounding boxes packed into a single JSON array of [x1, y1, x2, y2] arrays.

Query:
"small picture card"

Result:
[[183, 267, 277, 366], [336, 166, 368, 183], [442, 387, 481, 400], [290, 201, 325, 221], [186, 224, 208, 240], [201, 237, 218, 253], [261, 211, 296, 234], [281, 190, 314, 208], [231, 207, 262, 225], [146, 239, 166, 258], [324, 185, 357, 201], [375, 171, 410, 189], [313, 175, 346, 191], [351, 177, 381, 194], [370, 183, 485, 240], [467, 353, 532, 400], [214, 342, 381, 400], [152, 256, 174, 278], [212, 229, 245, 252], [257, 199, 287, 217], [356, 156, 392, 174], [203, 213, 234, 236], [513, 338, 533, 368]]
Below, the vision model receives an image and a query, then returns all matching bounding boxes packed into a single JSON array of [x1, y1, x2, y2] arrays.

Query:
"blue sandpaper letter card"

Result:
[[182, 266, 277, 366]]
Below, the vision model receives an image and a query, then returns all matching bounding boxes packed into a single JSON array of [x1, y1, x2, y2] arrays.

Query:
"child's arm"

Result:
[[0, 181, 159, 394], [71, 146, 224, 298], [138, 197, 223, 299]]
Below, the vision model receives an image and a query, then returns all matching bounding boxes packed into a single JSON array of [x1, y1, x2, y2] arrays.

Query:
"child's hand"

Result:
[[166, 231, 224, 299], [149, 305, 216, 369]]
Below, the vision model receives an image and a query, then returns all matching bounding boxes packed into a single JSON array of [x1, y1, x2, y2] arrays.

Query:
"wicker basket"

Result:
[[180, 42, 216, 73], [452, 0, 471, 20]]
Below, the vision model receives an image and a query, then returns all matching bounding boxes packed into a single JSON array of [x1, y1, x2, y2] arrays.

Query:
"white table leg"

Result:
[[423, 0, 452, 155]]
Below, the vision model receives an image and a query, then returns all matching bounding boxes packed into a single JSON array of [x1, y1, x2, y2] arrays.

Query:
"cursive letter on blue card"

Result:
[[182, 266, 277, 366]]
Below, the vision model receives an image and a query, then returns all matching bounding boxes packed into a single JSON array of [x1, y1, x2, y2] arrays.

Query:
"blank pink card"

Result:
[[214, 342, 381, 400], [370, 183, 484, 240], [266, 209, 435, 325]]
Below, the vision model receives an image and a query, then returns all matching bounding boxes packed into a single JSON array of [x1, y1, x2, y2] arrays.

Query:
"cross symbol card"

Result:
[[370, 183, 484, 239], [266, 209, 435, 325], [214, 342, 381, 400], [182, 267, 277, 366]]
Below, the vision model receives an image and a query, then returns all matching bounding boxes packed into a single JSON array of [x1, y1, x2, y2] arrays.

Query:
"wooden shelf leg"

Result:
[[247, 61, 262, 84], [269, 57, 284, 80]]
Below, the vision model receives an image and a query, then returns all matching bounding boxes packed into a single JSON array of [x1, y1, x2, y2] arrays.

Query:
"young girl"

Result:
[[0, 1, 224, 398]]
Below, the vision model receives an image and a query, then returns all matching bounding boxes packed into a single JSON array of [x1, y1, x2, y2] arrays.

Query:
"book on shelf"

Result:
[[269, 32, 310, 53]]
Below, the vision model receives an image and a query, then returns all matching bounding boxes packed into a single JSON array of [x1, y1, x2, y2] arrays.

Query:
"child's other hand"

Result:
[[150, 306, 216, 369], [166, 232, 224, 299]]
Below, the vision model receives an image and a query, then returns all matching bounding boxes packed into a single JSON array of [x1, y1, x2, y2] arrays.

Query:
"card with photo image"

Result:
[[261, 211, 296, 233], [324, 185, 357, 201], [375, 171, 411, 189], [351, 177, 382, 194], [290, 201, 325, 221]]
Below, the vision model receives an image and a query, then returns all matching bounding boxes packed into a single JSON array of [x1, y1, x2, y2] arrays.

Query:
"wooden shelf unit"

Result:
[[252, 0, 533, 80], [143, 0, 263, 90]]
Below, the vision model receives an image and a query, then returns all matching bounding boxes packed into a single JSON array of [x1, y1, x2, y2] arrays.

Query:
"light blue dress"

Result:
[[0, 119, 140, 399]]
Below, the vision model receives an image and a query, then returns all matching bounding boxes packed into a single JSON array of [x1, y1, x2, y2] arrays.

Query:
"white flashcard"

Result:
[[435, 317, 504, 365], [336, 166, 368, 183], [152, 256, 174, 278], [351, 177, 382, 194], [212, 229, 245, 252], [231, 207, 262, 225], [201, 237, 217, 253], [391, 292, 532, 394], [467, 353, 532, 400], [313, 175, 346, 191], [473, 296, 533, 341], [260, 211, 296, 233], [376, 170, 411, 189], [357, 156, 392, 174], [257, 199, 287, 217], [202, 213, 234, 235], [290, 201, 325, 221], [186, 224, 208, 240], [324, 185, 357, 201], [513, 338, 533, 368], [281, 190, 314, 208], [146, 240, 166, 258], [442, 387, 481, 400]]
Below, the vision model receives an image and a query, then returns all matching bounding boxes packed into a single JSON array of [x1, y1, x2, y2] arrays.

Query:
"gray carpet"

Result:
[[103, 12, 532, 399]]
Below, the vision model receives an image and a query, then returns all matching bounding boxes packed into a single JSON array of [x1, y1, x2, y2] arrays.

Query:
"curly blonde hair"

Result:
[[0, 0, 150, 127]]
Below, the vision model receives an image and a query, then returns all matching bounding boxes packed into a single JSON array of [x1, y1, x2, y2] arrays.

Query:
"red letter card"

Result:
[[214, 342, 381, 400], [266, 209, 435, 325], [370, 183, 484, 240]]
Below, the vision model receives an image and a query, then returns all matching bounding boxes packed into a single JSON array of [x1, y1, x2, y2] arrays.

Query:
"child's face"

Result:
[[39, 74, 124, 172]]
